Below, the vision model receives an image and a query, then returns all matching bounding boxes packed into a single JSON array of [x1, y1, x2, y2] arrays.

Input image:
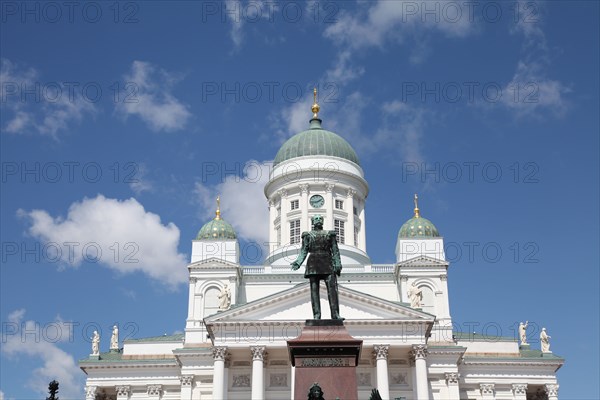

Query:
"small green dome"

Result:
[[273, 119, 360, 167], [196, 217, 237, 240], [398, 216, 440, 238]]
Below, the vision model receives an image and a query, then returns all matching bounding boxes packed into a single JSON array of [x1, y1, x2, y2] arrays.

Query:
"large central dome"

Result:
[[273, 119, 360, 167]]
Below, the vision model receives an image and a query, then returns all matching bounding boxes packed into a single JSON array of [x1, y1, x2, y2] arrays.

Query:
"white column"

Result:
[[480, 383, 495, 400], [115, 385, 130, 400], [300, 184, 309, 232], [212, 347, 227, 400], [411, 345, 429, 400], [147, 385, 162, 400], [545, 384, 559, 400], [445, 373, 460, 400], [268, 199, 277, 251], [373, 345, 390, 400], [346, 189, 356, 247], [291, 365, 295, 397], [325, 183, 335, 230], [85, 386, 97, 400], [359, 202, 366, 251], [180, 376, 193, 400], [187, 277, 196, 320], [251, 346, 266, 400], [512, 384, 527, 400], [278, 189, 289, 245]]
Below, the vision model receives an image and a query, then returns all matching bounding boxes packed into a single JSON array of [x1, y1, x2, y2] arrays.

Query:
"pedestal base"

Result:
[[288, 321, 362, 399]]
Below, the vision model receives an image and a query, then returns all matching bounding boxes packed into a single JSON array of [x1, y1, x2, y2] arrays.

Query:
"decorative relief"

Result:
[[346, 188, 356, 198], [439, 274, 447, 281], [277, 189, 288, 198], [232, 374, 251, 387], [512, 384, 528, 395], [299, 184, 309, 194], [390, 371, 408, 385], [357, 372, 371, 386], [400, 275, 409, 282], [410, 344, 428, 360], [269, 373, 288, 387], [250, 345, 266, 361], [325, 183, 335, 193], [180, 375, 194, 386], [212, 346, 228, 361], [373, 344, 390, 360], [232, 360, 251, 367], [147, 385, 162, 396], [389, 359, 407, 365], [445, 372, 459, 384], [115, 386, 130, 397], [480, 383, 495, 395], [269, 359, 288, 366], [545, 384, 559, 397]]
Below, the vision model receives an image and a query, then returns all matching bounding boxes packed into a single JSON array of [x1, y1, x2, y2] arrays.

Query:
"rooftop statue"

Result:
[[291, 215, 343, 320]]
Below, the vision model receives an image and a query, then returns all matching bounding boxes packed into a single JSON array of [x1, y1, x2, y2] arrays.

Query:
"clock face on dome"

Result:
[[310, 195, 325, 208]]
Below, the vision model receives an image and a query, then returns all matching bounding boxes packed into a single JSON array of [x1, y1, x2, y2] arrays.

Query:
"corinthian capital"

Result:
[[251, 345, 266, 361], [373, 344, 390, 360], [410, 344, 428, 360], [212, 346, 228, 361]]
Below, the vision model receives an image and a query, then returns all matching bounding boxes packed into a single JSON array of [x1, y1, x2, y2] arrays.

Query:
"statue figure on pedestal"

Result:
[[291, 215, 343, 320], [91, 331, 100, 355], [408, 282, 423, 308], [218, 284, 232, 311], [110, 325, 119, 351], [308, 383, 325, 400], [540, 327, 552, 352], [519, 321, 528, 345]]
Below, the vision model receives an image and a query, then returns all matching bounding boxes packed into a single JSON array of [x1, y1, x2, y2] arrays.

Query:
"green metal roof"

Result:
[[398, 216, 440, 238], [273, 119, 360, 167], [124, 333, 184, 342], [196, 218, 237, 240]]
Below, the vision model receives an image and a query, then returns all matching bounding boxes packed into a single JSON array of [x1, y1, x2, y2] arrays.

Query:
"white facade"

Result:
[[80, 114, 563, 400]]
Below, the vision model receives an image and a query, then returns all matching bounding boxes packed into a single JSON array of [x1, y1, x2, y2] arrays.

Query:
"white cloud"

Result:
[[499, 61, 570, 117], [18, 195, 188, 288], [117, 61, 191, 132], [194, 160, 270, 246], [1, 310, 83, 399], [128, 163, 154, 195], [0, 58, 96, 138], [500, 2, 569, 117], [324, 1, 474, 52], [225, 0, 244, 50]]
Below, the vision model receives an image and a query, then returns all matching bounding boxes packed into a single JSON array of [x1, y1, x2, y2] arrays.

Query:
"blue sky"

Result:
[[1, 1, 598, 398]]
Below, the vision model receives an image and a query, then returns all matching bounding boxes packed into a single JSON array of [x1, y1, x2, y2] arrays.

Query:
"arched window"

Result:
[[204, 287, 220, 317], [420, 285, 436, 315]]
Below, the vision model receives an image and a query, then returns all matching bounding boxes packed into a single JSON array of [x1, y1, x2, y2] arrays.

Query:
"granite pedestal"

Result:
[[288, 320, 363, 399]]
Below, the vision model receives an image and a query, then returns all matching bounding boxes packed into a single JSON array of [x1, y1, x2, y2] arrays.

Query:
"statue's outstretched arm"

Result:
[[291, 232, 310, 270]]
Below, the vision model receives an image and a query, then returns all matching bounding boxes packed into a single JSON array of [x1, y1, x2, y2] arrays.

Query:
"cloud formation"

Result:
[[0, 58, 96, 138], [18, 195, 188, 288], [1, 310, 83, 399], [116, 61, 192, 132], [195, 160, 271, 247]]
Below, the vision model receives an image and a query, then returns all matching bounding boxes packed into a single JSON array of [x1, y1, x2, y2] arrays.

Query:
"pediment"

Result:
[[204, 282, 435, 324], [397, 255, 449, 267], [188, 257, 240, 269]]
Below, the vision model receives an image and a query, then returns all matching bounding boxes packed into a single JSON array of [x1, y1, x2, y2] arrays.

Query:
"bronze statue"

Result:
[[307, 383, 325, 400], [291, 215, 343, 320]]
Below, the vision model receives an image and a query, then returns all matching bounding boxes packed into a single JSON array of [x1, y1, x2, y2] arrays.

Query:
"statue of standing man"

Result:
[[291, 215, 343, 320], [110, 325, 119, 351], [519, 321, 528, 345], [540, 327, 552, 353], [91, 331, 100, 355]]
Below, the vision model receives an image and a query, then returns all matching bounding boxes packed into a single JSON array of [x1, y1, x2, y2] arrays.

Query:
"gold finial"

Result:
[[215, 195, 221, 220], [311, 87, 320, 119], [413, 193, 420, 218]]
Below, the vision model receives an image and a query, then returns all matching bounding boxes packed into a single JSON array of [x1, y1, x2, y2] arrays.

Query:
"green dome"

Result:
[[398, 216, 440, 238], [273, 119, 360, 167], [196, 217, 237, 240]]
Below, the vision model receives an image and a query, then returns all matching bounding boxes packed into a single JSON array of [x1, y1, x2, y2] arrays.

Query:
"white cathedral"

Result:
[[80, 96, 563, 400]]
